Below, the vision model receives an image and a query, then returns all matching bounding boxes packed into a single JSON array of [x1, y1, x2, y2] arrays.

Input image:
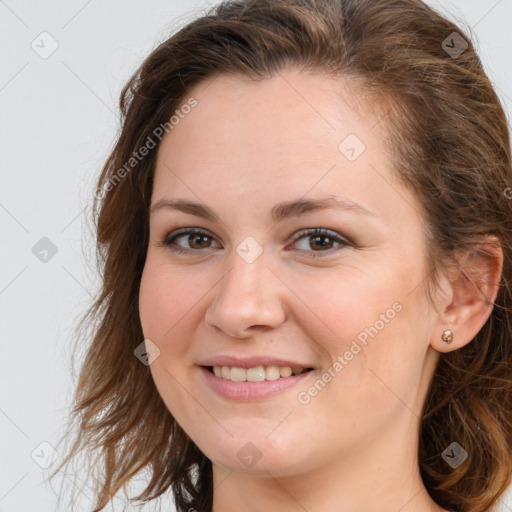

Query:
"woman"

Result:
[[52, 0, 512, 511]]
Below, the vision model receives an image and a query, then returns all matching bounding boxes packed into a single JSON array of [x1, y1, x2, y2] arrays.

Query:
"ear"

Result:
[[430, 235, 503, 353]]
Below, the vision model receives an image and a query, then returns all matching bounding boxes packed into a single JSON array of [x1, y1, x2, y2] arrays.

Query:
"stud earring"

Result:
[[441, 329, 454, 344]]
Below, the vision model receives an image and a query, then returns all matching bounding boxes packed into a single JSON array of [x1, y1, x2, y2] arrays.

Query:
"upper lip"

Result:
[[198, 355, 314, 370]]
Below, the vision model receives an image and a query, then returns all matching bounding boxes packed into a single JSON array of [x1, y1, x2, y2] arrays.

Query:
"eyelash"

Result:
[[158, 227, 351, 257]]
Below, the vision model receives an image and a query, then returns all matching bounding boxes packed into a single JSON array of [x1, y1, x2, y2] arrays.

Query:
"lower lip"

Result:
[[199, 366, 315, 401]]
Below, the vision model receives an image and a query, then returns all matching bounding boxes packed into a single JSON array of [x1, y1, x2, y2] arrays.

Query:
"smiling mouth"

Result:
[[205, 365, 314, 382]]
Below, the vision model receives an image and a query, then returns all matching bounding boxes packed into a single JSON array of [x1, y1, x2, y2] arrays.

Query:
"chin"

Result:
[[201, 433, 310, 476]]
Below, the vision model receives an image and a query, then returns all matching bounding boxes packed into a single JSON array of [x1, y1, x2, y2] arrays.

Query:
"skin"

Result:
[[138, 68, 502, 512]]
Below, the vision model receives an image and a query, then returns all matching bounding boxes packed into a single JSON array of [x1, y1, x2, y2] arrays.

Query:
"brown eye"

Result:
[[186, 233, 212, 249], [291, 228, 350, 256], [161, 229, 220, 254], [309, 234, 335, 250], [160, 227, 350, 257]]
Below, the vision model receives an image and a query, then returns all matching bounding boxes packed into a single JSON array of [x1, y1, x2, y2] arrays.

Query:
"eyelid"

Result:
[[158, 226, 351, 256], [291, 228, 350, 245], [158, 227, 220, 253]]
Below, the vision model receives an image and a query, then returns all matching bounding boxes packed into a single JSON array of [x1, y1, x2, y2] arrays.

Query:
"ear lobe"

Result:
[[431, 235, 503, 353]]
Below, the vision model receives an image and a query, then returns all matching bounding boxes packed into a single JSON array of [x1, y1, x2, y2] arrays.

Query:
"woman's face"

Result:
[[139, 69, 442, 477]]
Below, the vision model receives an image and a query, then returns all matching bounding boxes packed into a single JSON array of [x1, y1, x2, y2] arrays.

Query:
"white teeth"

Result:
[[230, 367, 246, 382], [211, 365, 308, 382], [246, 366, 266, 382], [280, 366, 292, 377], [265, 366, 281, 380]]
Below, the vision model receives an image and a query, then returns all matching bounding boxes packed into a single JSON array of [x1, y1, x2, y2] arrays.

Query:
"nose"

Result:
[[204, 249, 286, 339]]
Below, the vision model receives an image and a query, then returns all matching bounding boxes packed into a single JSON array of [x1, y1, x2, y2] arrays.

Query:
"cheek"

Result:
[[138, 262, 197, 359], [292, 264, 400, 353], [139, 262, 203, 424], [293, 263, 428, 410]]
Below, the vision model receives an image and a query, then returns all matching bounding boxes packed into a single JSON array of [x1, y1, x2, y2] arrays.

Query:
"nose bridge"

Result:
[[221, 246, 271, 307], [218, 230, 268, 291], [205, 245, 286, 336]]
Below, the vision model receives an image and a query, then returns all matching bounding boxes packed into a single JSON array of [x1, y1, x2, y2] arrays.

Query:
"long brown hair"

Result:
[[51, 1, 512, 511]]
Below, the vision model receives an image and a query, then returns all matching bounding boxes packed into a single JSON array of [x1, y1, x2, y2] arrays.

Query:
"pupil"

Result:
[[191, 234, 209, 248], [312, 235, 331, 250]]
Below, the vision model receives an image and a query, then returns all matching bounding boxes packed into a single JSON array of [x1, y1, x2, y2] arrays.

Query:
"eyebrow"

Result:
[[150, 196, 377, 223]]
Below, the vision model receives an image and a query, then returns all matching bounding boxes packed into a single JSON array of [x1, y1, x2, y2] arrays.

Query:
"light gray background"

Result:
[[1, 1, 512, 511]]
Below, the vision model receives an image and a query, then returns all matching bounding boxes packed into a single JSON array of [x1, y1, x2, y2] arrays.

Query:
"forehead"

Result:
[[161, 69, 372, 156], [152, 68, 414, 224]]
